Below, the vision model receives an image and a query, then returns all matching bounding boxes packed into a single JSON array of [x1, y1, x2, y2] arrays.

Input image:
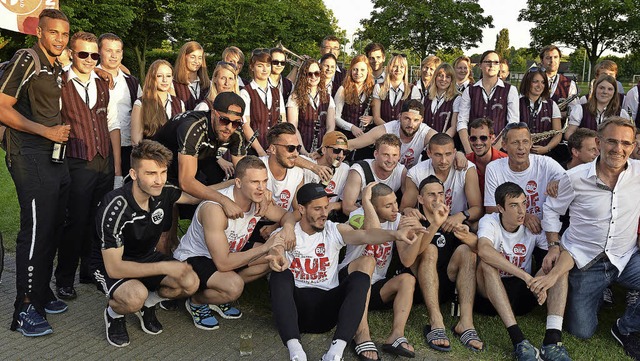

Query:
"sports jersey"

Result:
[[350, 159, 405, 193], [383, 120, 433, 169], [301, 156, 350, 201], [260, 155, 304, 211]]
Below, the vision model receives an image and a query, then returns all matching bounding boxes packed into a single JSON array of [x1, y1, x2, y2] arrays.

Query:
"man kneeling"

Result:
[[91, 140, 200, 347], [173, 155, 296, 330]]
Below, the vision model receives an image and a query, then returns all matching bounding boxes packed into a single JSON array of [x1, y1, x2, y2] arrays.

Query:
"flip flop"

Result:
[[353, 340, 381, 361], [382, 336, 415, 358], [423, 325, 451, 352], [451, 327, 485, 352]]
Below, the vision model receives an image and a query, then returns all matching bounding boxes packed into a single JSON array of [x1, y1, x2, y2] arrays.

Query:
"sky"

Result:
[[323, 0, 535, 54]]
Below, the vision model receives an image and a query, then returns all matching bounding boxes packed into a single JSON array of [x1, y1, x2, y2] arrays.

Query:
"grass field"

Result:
[[0, 149, 634, 360]]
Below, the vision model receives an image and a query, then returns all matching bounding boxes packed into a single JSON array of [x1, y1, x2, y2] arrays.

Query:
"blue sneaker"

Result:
[[514, 339, 539, 361], [541, 342, 572, 361], [185, 298, 219, 330], [16, 304, 53, 337], [44, 299, 68, 314], [210, 303, 242, 319]]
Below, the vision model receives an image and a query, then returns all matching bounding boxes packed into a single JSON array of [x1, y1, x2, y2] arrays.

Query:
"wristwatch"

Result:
[[548, 241, 560, 248], [462, 210, 470, 221]]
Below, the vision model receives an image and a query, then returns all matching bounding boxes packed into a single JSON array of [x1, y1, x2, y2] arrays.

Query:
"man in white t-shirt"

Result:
[[484, 122, 566, 234], [342, 134, 407, 216], [269, 183, 425, 361], [346, 100, 436, 169], [339, 183, 417, 360], [173, 156, 297, 330], [400, 133, 483, 232], [476, 182, 570, 361], [398, 175, 483, 353]]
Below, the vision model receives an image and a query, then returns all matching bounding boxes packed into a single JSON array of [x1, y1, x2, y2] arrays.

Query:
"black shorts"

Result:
[[186, 255, 250, 292], [338, 265, 393, 311], [474, 276, 538, 316], [92, 251, 174, 299]]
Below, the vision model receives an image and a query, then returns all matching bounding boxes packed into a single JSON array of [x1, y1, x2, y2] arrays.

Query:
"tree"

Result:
[[357, 0, 493, 59], [495, 29, 509, 60], [518, 0, 633, 74]]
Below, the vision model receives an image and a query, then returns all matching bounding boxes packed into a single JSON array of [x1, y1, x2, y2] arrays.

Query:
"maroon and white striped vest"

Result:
[[579, 103, 622, 131], [173, 80, 208, 111], [423, 97, 456, 132], [244, 85, 281, 149], [520, 98, 555, 146], [469, 83, 511, 134], [550, 74, 572, 104], [298, 98, 330, 152]]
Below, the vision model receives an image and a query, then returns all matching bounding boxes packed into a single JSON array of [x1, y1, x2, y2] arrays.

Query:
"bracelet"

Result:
[[548, 241, 560, 248]]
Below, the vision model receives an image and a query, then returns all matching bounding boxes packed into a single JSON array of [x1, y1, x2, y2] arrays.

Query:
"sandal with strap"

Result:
[[423, 325, 451, 352], [382, 336, 415, 358], [353, 340, 381, 361], [451, 327, 484, 352]]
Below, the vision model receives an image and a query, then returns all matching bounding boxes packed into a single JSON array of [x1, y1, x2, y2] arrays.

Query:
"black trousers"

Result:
[[7, 153, 70, 329], [55, 155, 113, 288], [269, 269, 370, 344]]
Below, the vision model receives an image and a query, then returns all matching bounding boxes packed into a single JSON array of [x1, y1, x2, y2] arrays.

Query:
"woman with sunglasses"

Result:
[[422, 63, 459, 137], [519, 68, 562, 155], [269, 48, 293, 106], [287, 59, 336, 156], [239, 49, 286, 156], [411, 55, 442, 103], [457, 50, 519, 154], [565, 74, 629, 140], [372, 54, 411, 125], [453, 56, 474, 95], [335, 54, 375, 161], [131, 60, 185, 144], [173, 41, 210, 111]]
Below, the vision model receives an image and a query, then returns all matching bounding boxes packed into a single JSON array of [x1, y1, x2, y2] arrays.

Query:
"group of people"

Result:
[[2, 8, 640, 361]]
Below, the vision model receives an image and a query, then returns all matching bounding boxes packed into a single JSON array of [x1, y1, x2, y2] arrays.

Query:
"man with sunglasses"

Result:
[[539, 117, 640, 359], [55, 31, 120, 301], [154, 92, 248, 221], [269, 48, 293, 107], [465, 117, 507, 201]]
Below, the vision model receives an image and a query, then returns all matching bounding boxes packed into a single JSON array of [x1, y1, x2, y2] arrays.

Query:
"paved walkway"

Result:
[[0, 254, 444, 360]]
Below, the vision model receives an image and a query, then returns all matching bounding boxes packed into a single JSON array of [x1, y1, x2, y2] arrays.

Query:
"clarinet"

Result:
[[310, 111, 327, 154], [359, 95, 373, 130], [245, 130, 259, 152]]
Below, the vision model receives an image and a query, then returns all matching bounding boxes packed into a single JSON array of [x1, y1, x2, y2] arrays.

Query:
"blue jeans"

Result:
[[566, 251, 640, 338]]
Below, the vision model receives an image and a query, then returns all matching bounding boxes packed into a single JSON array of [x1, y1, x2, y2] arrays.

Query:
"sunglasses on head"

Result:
[[76, 51, 100, 61], [307, 71, 321, 78], [218, 115, 243, 128], [528, 66, 546, 73], [252, 48, 270, 56], [327, 146, 349, 155], [469, 135, 489, 142], [216, 61, 237, 70], [271, 60, 286, 66], [273, 144, 302, 153]]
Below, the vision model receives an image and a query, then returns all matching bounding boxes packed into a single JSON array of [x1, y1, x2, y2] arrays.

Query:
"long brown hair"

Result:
[[343, 54, 374, 105], [174, 41, 210, 89], [587, 74, 620, 117], [292, 59, 328, 114], [428, 63, 457, 101], [141, 60, 173, 138]]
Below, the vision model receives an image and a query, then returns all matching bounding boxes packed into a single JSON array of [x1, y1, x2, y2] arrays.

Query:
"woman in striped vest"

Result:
[[173, 41, 210, 111], [130, 60, 185, 144], [423, 63, 459, 137], [240, 49, 286, 156], [287, 59, 336, 156], [453, 55, 474, 95], [566, 74, 629, 140], [411, 55, 442, 103], [519, 68, 562, 155], [372, 54, 411, 124], [335, 55, 375, 161]]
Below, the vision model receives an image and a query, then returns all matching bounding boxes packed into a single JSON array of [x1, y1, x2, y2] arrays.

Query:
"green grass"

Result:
[[0, 149, 633, 360]]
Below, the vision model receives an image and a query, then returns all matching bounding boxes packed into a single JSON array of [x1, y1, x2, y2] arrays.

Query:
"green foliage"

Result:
[[518, 0, 635, 73], [495, 29, 510, 60], [435, 47, 464, 65], [358, 0, 493, 59]]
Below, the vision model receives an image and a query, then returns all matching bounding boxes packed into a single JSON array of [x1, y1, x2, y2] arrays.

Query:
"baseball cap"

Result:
[[213, 92, 246, 116], [297, 183, 334, 205], [321, 131, 348, 148], [401, 99, 425, 117]]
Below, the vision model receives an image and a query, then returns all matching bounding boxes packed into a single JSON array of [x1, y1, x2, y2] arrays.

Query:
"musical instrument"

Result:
[[531, 120, 569, 144], [359, 96, 373, 130], [310, 111, 327, 154], [274, 41, 306, 68], [557, 94, 580, 112], [245, 130, 259, 152]]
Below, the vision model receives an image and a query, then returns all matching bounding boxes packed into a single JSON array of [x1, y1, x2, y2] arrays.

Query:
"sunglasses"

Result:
[[273, 144, 302, 153], [528, 66, 545, 73], [216, 61, 237, 70], [271, 60, 286, 66], [252, 48, 270, 56], [76, 51, 100, 61], [482, 60, 500, 66], [218, 115, 243, 129], [469, 135, 489, 142], [307, 71, 321, 78], [327, 146, 349, 155]]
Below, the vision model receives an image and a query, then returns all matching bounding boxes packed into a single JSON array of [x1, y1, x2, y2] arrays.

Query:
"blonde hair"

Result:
[[377, 55, 410, 101], [174, 41, 210, 89], [206, 62, 239, 103], [428, 63, 458, 101]]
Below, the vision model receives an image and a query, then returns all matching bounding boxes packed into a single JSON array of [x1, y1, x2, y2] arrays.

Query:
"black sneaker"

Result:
[[135, 305, 163, 335], [56, 286, 77, 300], [104, 308, 129, 347], [611, 319, 640, 360], [159, 299, 179, 311]]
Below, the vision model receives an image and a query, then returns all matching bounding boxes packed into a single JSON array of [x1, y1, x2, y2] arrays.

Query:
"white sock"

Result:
[[546, 314, 564, 331], [286, 339, 306, 361], [325, 339, 347, 360], [144, 291, 168, 308], [107, 306, 123, 319]]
